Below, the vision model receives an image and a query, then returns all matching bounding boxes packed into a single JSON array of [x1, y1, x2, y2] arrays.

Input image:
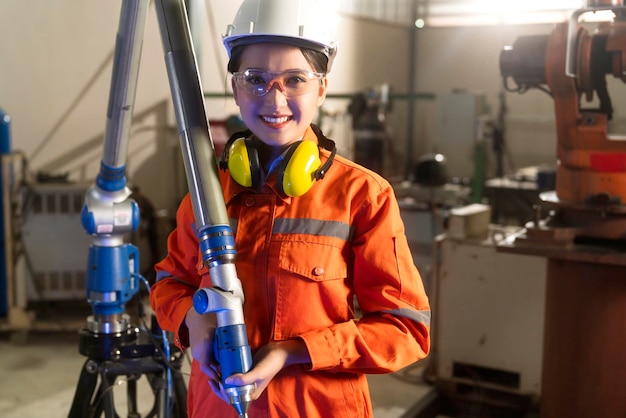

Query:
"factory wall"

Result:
[[413, 23, 558, 178], [3, 1, 623, 217], [0, 0, 413, 216], [414, 21, 626, 178], [1, 0, 240, 215]]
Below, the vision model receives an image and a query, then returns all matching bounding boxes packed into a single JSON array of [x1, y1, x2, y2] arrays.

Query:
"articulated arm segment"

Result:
[[81, 0, 150, 333], [154, 1, 253, 416]]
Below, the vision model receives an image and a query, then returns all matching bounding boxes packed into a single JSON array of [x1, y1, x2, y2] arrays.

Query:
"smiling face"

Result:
[[231, 43, 328, 147]]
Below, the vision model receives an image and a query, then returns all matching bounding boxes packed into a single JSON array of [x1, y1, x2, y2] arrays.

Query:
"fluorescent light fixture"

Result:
[[419, 0, 588, 27], [336, 0, 613, 28]]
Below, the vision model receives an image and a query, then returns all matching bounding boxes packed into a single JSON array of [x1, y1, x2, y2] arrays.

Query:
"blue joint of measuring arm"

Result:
[[197, 224, 237, 266], [96, 162, 127, 192]]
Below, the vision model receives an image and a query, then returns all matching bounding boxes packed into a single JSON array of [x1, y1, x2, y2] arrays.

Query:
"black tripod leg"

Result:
[[171, 366, 188, 417], [68, 360, 100, 418], [68, 360, 122, 418], [157, 370, 169, 418], [126, 375, 140, 418], [142, 366, 188, 418], [141, 371, 165, 418], [99, 368, 118, 418]]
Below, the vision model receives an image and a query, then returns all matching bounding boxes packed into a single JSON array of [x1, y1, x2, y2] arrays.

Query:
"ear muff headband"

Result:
[[221, 125, 336, 196], [310, 124, 336, 181]]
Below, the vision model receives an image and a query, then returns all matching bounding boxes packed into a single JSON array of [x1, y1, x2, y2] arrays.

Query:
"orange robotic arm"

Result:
[[501, 2, 626, 204]]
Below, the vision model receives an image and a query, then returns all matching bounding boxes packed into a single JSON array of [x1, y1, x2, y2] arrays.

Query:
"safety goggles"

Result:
[[232, 69, 325, 97]]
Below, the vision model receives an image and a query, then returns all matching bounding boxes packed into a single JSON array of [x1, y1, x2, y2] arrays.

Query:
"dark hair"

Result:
[[227, 43, 329, 74]]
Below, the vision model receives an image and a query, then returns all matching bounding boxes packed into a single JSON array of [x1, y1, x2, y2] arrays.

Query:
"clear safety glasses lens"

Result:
[[232, 69, 324, 97]]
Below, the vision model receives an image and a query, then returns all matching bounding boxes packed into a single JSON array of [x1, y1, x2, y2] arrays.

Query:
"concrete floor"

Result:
[[0, 312, 436, 418]]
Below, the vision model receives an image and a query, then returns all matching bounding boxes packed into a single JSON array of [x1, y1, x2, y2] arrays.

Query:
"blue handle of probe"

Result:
[[214, 324, 253, 388]]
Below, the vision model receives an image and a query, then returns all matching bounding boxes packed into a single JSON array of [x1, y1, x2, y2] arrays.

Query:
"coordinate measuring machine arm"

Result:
[[79, 1, 253, 417]]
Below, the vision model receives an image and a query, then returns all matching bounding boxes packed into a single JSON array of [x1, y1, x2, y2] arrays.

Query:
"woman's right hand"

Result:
[[185, 308, 220, 385], [184, 307, 248, 405]]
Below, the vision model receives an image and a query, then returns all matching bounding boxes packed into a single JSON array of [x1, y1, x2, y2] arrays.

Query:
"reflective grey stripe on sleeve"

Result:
[[230, 217, 238, 235], [155, 271, 173, 282], [273, 218, 352, 241], [154, 271, 197, 288], [386, 308, 431, 327]]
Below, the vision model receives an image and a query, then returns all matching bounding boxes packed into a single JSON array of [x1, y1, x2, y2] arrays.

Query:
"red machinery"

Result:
[[500, 1, 626, 416]]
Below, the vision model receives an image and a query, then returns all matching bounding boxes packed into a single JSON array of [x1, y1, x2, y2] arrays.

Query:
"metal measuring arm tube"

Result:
[[154, 1, 254, 415], [80, 0, 149, 335]]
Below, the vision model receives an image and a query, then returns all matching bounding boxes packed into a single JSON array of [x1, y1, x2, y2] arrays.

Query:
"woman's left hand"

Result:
[[222, 339, 311, 400]]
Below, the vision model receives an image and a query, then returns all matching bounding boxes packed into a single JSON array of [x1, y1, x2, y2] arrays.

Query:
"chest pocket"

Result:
[[273, 239, 353, 340]]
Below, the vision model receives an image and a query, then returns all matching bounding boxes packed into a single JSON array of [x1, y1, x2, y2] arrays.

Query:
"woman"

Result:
[[150, 0, 431, 416]]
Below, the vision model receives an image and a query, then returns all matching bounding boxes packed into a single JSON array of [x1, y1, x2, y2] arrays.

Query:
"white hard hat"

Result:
[[223, 0, 338, 72]]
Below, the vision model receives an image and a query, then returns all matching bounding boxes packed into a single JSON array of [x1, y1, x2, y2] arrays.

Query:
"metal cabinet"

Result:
[[433, 232, 546, 397]]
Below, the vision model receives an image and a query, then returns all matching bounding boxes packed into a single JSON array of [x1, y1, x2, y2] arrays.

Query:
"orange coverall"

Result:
[[150, 126, 431, 417]]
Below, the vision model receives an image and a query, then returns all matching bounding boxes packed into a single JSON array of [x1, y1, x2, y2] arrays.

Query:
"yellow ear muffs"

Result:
[[226, 138, 261, 188], [220, 125, 336, 196], [278, 140, 322, 197]]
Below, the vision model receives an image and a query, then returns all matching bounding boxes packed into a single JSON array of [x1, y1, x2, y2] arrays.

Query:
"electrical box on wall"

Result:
[[434, 233, 546, 397], [21, 182, 92, 302]]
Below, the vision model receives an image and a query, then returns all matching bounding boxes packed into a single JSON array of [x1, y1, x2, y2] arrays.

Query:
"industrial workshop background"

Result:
[[1, 0, 573, 216], [2, 1, 626, 418]]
